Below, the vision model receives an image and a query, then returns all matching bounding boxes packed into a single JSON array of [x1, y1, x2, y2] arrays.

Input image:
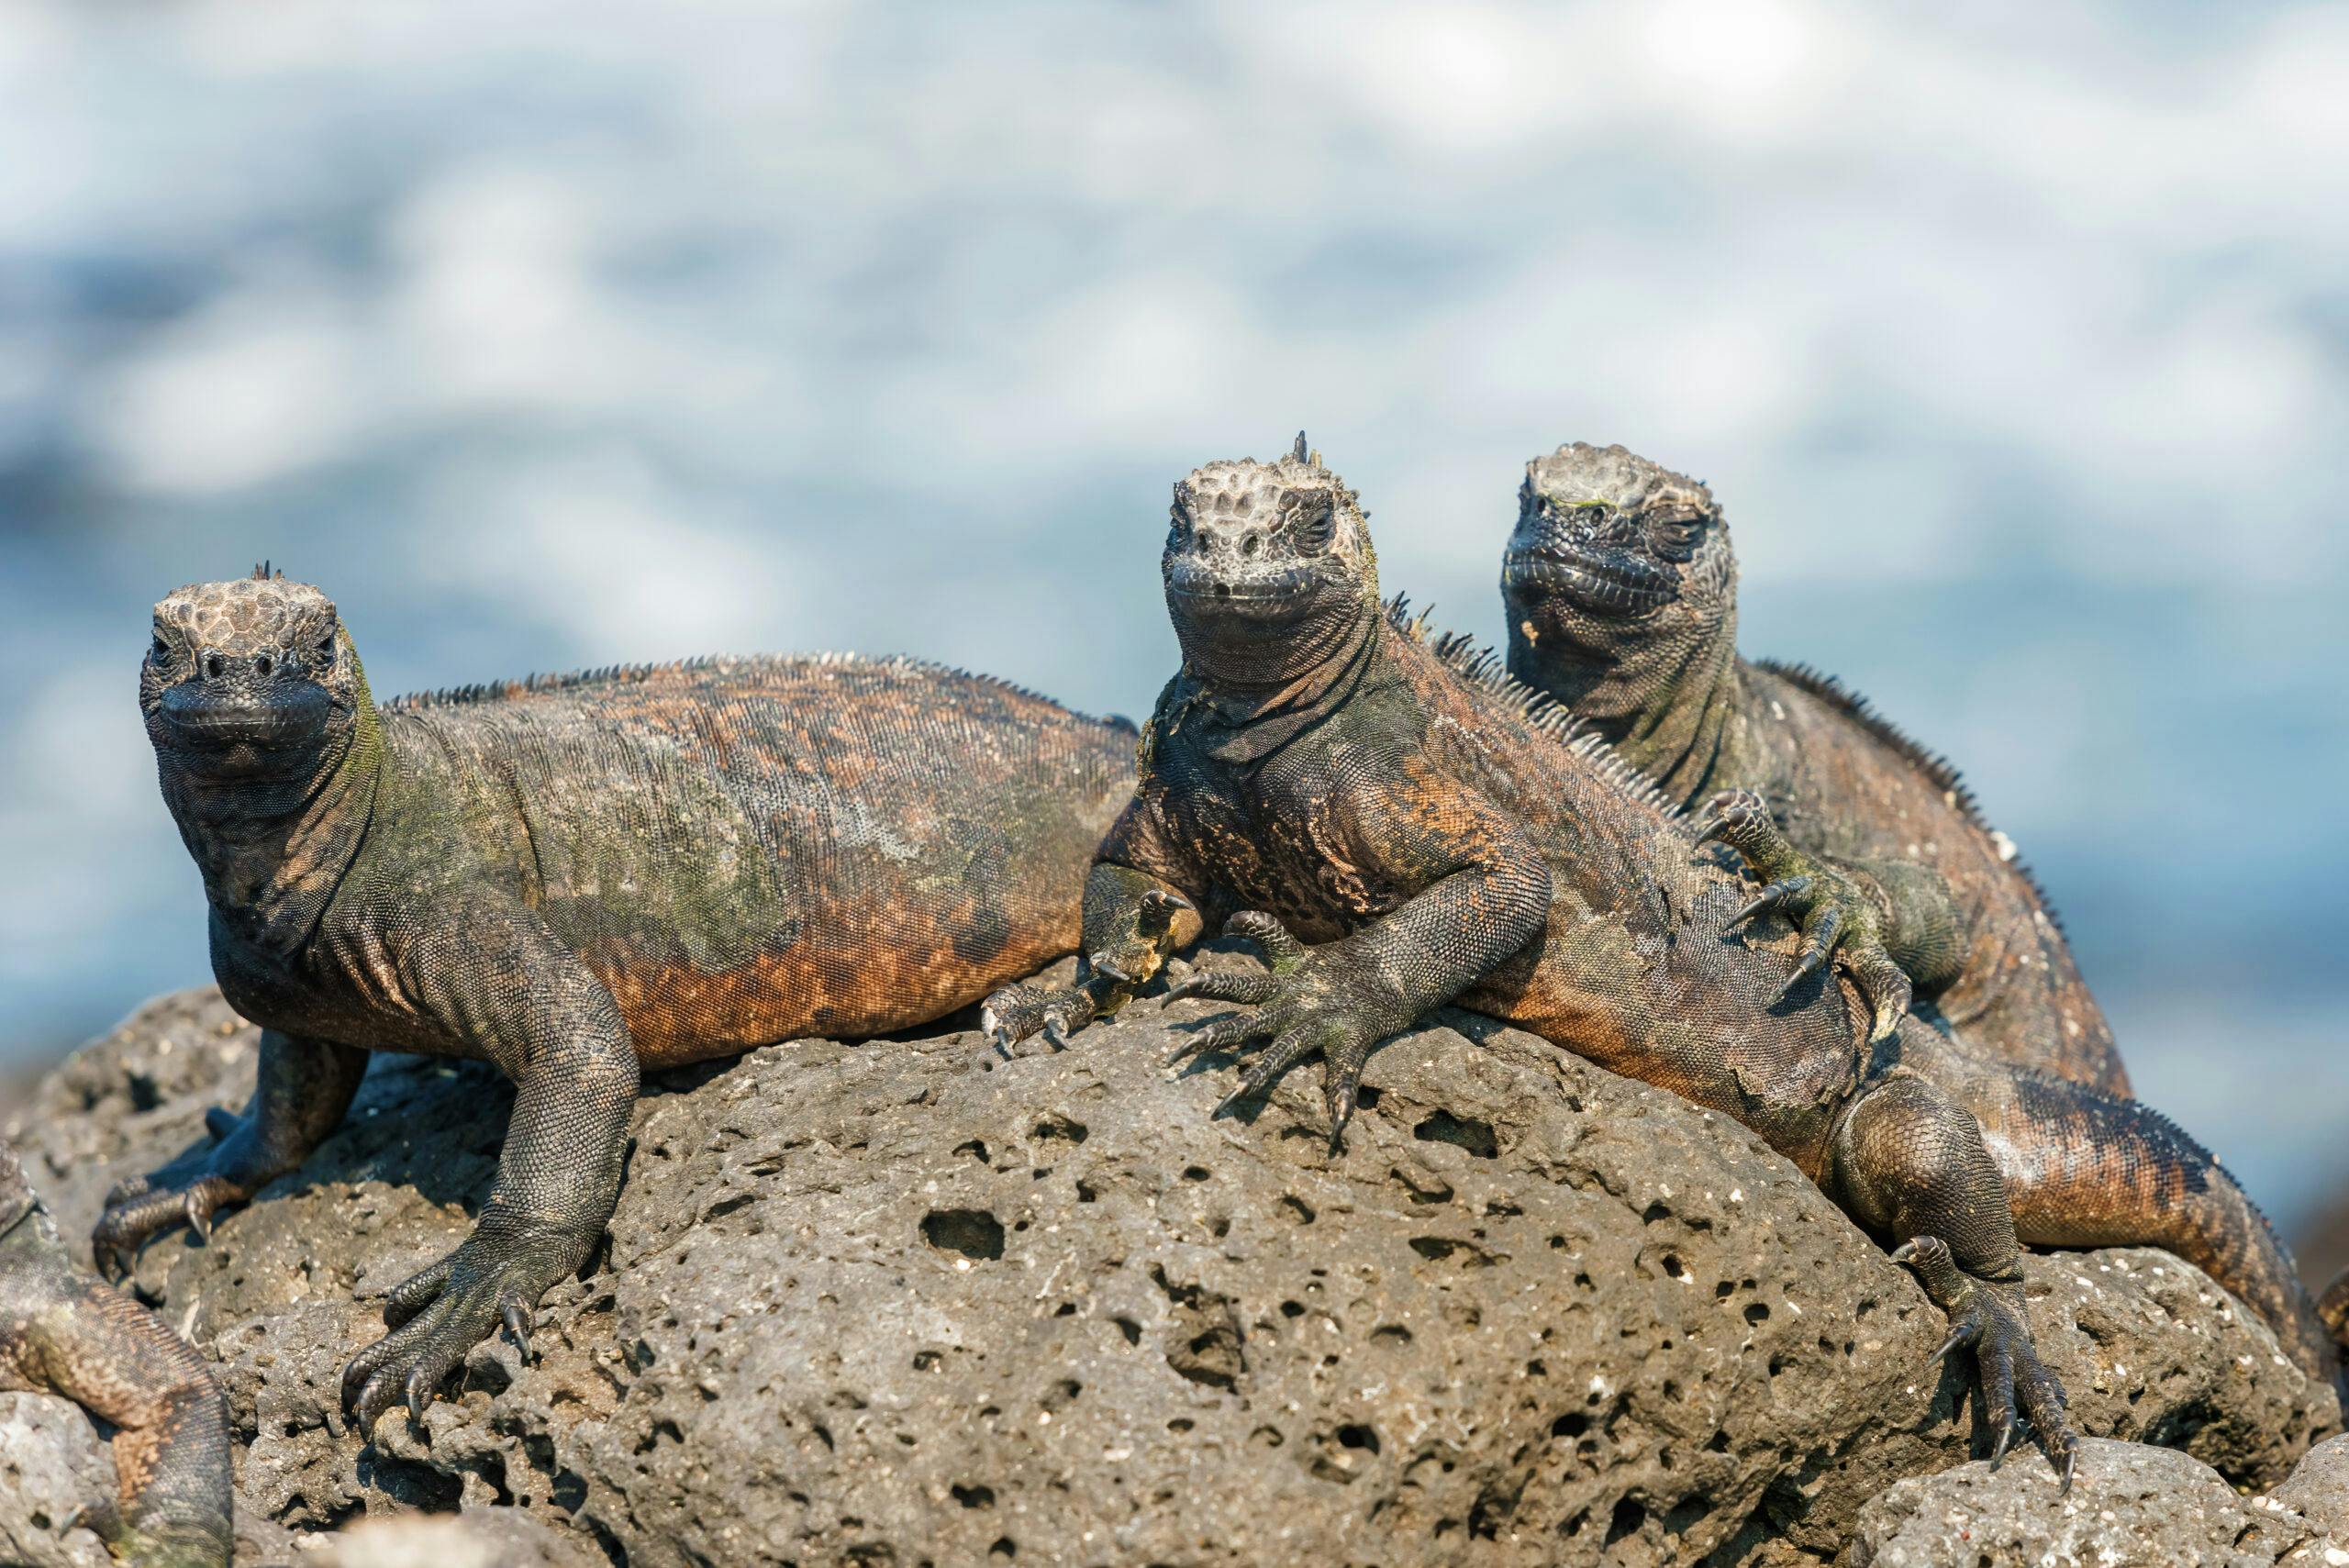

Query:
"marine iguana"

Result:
[[1501, 442, 2127, 1094], [982, 437, 2348, 1480], [1, 1140, 231, 1568], [101, 569, 1135, 1434]]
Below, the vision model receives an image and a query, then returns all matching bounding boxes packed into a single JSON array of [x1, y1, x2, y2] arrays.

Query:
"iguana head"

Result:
[[141, 565, 370, 785], [1502, 442, 1734, 714], [1163, 432, 1380, 686]]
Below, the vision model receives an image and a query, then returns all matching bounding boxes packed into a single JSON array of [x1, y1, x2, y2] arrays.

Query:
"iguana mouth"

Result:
[[156, 687, 332, 756], [1165, 561, 1329, 617], [1504, 544, 1676, 617]]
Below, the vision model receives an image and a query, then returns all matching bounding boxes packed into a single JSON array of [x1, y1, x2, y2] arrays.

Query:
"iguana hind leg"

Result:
[[1832, 1070, 2079, 1486], [1899, 1033, 2345, 1397]]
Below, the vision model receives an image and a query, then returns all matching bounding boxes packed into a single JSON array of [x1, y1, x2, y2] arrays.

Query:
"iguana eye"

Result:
[[150, 634, 170, 665], [1287, 492, 1337, 553], [1649, 511, 1702, 562]]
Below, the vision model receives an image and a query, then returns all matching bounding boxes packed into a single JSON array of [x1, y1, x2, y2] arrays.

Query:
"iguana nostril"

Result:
[[1242, 533, 1260, 558], [254, 653, 274, 678], [202, 652, 226, 682]]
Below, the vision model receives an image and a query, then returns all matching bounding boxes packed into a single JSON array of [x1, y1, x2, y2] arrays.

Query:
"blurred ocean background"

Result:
[[3, 2, 2345, 1262]]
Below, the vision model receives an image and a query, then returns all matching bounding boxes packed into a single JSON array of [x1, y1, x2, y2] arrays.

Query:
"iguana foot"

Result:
[[978, 981, 1097, 1053], [1894, 1234, 2077, 1493], [92, 1108, 277, 1282], [1163, 911, 1408, 1152], [981, 888, 1192, 1052], [1697, 789, 1912, 1041], [340, 1225, 575, 1434]]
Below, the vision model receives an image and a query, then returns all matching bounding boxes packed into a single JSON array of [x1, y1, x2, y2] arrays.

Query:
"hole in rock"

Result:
[[1413, 1110, 1498, 1159], [921, 1209, 1005, 1261]]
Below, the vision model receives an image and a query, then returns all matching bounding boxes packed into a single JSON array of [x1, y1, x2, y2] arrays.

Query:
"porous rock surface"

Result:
[[2272, 1436, 2349, 1565], [1840, 1435, 2349, 1567], [0, 1392, 117, 1568], [3, 972, 2339, 1567]]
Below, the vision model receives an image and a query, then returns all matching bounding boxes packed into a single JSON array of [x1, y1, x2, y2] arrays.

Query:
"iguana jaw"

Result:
[[1166, 559, 1343, 618], [1502, 538, 1679, 617], [152, 680, 336, 775]]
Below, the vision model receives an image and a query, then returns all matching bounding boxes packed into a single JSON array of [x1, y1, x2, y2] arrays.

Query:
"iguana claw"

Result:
[[503, 1301, 533, 1361], [978, 889, 1192, 1053], [1699, 789, 1913, 1041], [1893, 1234, 2077, 1493], [1163, 911, 1403, 1150], [343, 1229, 573, 1436]]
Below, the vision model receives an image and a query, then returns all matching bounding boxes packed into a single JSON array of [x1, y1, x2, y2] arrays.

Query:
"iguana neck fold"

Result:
[[161, 652, 385, 958], [1171, 600, 1383, 765], [1520, 601, 1744, 806]]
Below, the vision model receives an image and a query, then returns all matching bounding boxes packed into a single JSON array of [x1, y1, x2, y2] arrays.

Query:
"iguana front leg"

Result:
[[94, 1029, 369, 1282], [1698, 788, 1965, 1040], [1833, 1070, 2077, 1488], [340, 896, 639, 1434], [982, 866, 1197, 1050], [1165, 783, 1553, 1149]]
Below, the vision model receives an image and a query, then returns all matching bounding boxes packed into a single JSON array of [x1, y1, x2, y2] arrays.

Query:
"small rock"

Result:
[[1841, 1437, 2327, 1566], [0, 1393, 119, 1568], [305, 1509, 599, 1568], [2272, 1434, 2349, 1561]]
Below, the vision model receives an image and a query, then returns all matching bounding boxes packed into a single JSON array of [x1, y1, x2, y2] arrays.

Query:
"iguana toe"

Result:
[[1162, 965, 1280, 1007], [345, 1235, 569, 1435], [1895, 1234, 2077, 1485], [1846, 949, 1913, 1044], [1768, 903, 1842, 1004], [93, 1173, 250, 1283], [503, 1301, 534, 1361], [1172, 913, 1401, 1147], [1726, 875, 1813, 930]]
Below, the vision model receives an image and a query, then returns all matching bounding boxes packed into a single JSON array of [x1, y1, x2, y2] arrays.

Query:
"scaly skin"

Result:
[[0, 1142, 231, 1568], [105, 569, 1135, 1437], [985, 436, 2348, 1482], [1502, 443, 2128, 1094]]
